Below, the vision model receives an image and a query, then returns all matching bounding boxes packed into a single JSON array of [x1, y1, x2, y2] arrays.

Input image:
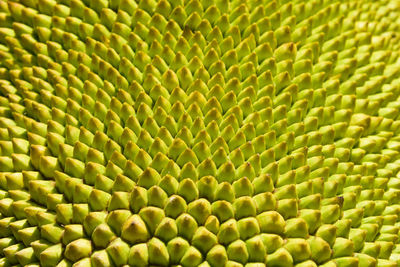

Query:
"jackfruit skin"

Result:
[[0, 0, 400, 266]]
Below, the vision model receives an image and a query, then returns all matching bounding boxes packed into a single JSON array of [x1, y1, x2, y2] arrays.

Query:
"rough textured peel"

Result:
[[0, 0, 400, 266]]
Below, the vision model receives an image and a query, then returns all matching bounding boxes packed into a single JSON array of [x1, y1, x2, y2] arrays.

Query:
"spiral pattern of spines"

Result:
[[1, 0, 400, 266]]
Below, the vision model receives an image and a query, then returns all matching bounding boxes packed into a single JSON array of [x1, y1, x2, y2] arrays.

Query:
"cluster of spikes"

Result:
[[1, 0, 400, 266]]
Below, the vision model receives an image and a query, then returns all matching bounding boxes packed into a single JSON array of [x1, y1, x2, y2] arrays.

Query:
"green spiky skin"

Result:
[[0, 0, 400, 266]]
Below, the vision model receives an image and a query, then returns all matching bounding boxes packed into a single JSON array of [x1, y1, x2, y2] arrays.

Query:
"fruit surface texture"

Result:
[[0, 0, 400, 266]]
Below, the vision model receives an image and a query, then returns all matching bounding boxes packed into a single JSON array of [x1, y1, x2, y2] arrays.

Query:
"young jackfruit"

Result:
[[0, 0, 400, 266]]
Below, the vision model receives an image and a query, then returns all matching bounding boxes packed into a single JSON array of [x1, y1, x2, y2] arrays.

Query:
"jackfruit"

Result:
[[0, 0, 400, 266]]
